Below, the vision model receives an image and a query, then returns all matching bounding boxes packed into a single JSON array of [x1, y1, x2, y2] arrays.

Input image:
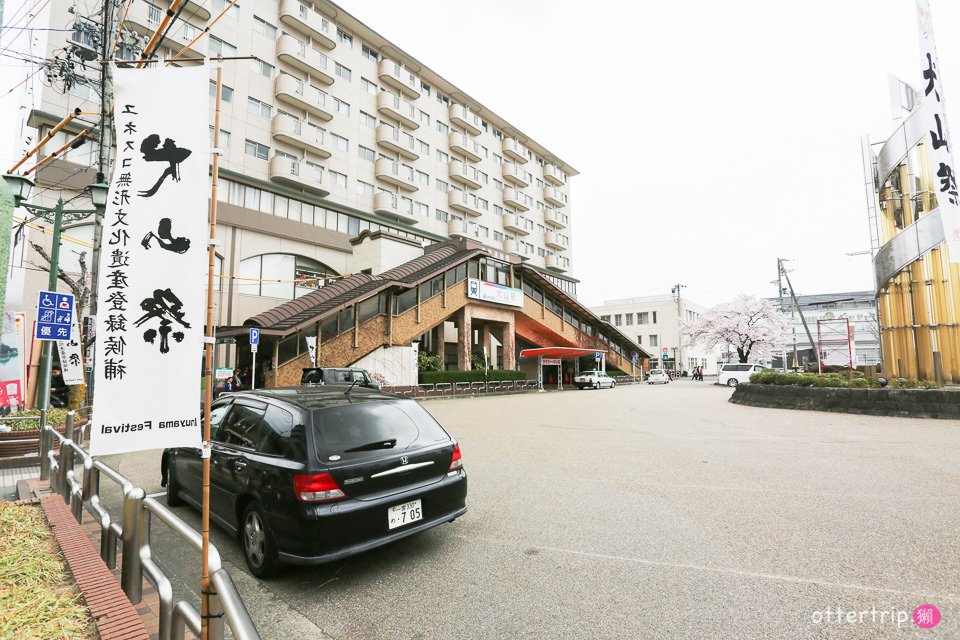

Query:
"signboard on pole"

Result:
[[35, 290, 74, 342], [90, 65, 208, 456], [542, 358, 562, 366], [55, 303, 84, 385], [305, 336, 317, 367], [917, 0, 960, 261], [249, 327, 259, 353]]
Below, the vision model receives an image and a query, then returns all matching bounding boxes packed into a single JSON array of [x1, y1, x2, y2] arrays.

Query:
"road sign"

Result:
[[662, 347, 669, 358], [594, 351, 602, 362], [249, 328, 260, 345], [251, 345, 258, 353], [35, 290, 74, 342]]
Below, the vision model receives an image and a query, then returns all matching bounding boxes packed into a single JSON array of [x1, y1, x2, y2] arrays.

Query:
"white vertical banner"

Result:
[[55, 303, 84, 385], [917, 0, 960, 261], [305, 336, 317, 366], [90, 65, 208, 456]]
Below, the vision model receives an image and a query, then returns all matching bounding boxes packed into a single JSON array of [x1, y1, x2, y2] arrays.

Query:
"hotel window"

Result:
[[337, 28, 352, 46], [652, 311, 658, 323], [416, 202, 428, 217], [435, 209, 449, 222], [246, 97, 271, 118], [244, 139, 269, 160], [330, 171, 347, 188], [614, 315, 622, 326], [356, 181, 374, 196], [334, 97, 350, 115], [636, 335, 642, 344], [418, 139, 429, 154], [252, 16, 276, 38], [436, 179, 449, 194], [420, 82, 431, 96], [416, 170, 429, 185], [212, 0, 239, 18], [208, 127, 231, 147], [493, 179, 503, 191], [358, 145, 375, 162], [419, 110, 430, 125], [209, 36, 237, 56], [361, 77, 377, 95], [250, 57, 274, 78], [649, 335, 659, 347], [146, 2, 162, 23], [639, 312, 649, 324], [335, 63, 351, 81], [625, 313, 633, 325], [361, 43, 378, 61], [600, 315, 610, 322], [436, 121, 449, 135], [360, 111, 376, 128], [436, 150, 449, 163], [209, 81, 233, 102], [331, 133, 348, 151], [437, 92, 449, 105], [493, 205, 503, 216]]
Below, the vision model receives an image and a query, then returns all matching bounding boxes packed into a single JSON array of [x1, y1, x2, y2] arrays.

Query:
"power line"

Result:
[[0, 0, 52, 57]]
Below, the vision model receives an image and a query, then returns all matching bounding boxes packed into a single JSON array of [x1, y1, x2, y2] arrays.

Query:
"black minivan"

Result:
[[163, 387, 467, 577]]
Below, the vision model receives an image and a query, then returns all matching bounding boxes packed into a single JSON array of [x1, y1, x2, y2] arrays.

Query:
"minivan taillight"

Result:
[[448, 443, 463, 471], [294, 473, 346, 502]]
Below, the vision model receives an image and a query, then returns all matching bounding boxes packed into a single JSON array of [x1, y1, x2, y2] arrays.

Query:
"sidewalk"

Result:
[[1, 459, 39, 500]]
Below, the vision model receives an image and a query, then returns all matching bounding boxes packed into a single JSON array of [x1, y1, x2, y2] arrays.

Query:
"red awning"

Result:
[[519, 347, 606, 359]]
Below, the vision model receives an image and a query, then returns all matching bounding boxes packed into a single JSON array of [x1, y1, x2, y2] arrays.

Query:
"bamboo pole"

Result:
[[8, 109, 82, 173], [22, 130, 92, 175], [201, 57, 223, 640]]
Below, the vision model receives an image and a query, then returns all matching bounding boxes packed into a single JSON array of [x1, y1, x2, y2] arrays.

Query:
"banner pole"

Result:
[[201, 57, 223, 640]]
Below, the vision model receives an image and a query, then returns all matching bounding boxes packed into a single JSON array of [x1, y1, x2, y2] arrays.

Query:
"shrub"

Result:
[[419, 369, 526, 385], [470, 353, 487, 371], [5, 408, 76, 432], [847, 378, 870, 388], [417, 351, 442, 372]]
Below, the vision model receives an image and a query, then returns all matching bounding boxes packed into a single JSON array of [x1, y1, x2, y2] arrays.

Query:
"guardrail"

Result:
[[383, 380, 541, 398], [41, 412, 260, 640]]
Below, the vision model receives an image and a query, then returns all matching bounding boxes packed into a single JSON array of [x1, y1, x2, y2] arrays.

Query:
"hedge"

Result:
[[419, 369, 526, 384], [749, 371, 941, 389]]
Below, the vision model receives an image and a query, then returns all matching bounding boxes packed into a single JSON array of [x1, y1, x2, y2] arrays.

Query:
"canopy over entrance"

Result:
[[519, 347, 606, 359]]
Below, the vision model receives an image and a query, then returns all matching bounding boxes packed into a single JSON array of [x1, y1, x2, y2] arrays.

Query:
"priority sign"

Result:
[[35, 290, 75, 342]]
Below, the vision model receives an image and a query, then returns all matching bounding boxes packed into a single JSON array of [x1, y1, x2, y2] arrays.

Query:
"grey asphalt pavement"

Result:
[[97, 381, 960, 639]]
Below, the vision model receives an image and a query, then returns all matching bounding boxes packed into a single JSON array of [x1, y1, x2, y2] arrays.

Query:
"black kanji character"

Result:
[[123, 121, 137, 135], [923, 53, 940, 101], [937, 162, 959, 204], [134, 288, 190, 354], [108, 270, 129, 289], [103, 358, 126, 381], [108, 229, 130, 246], [930, 113, 949, 152], [108, 249, 130, 268], [121, 104, 138, 114], [103, 335, 127, 357], [105, 314, 127, 332], [137, 134, 193, 197], [141, 218, 191, 253]]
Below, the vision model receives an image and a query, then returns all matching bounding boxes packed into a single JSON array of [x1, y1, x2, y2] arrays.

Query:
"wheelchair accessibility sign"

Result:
[[35, 290, 75, 341]]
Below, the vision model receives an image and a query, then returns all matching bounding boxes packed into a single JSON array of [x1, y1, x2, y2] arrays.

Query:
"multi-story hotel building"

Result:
[[13, 0, 578, 318], [9, 0, 652, 388]]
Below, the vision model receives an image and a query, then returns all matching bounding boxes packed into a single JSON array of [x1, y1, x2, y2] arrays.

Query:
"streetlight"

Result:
[[4, 173, 108, 412]]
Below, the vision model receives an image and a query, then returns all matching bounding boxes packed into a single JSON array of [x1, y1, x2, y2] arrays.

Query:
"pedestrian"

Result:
[[241, 367, 252, 388], [231, 368, 243, 391]]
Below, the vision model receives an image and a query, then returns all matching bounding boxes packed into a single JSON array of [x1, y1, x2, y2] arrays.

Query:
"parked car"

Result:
[[574, 370, 616, 389], [646, 369, 670, 384], [301, 367, 380, 389], [162, 387, 467, 577], [718, 363, 765, 387]]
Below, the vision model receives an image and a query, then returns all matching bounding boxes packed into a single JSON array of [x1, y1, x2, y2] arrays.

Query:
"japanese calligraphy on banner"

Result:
[[55, 303, 84, 386], [917, 0, 960, 262], [90, 65, 208, 456]]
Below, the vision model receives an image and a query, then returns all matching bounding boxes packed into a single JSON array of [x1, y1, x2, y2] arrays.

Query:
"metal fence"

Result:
[[41, 411, 260, 640], [383, 379, 541, 398]]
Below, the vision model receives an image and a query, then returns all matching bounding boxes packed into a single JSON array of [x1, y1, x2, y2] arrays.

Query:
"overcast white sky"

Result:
[[338, 0, 960, 307], [2, 0, 958, 308]]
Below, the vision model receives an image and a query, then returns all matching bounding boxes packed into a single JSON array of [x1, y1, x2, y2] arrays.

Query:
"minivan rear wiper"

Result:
[[344, 438, 397, 452]]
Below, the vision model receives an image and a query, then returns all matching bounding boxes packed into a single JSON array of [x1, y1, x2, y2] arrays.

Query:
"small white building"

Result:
[[590, 294, 717, 375]]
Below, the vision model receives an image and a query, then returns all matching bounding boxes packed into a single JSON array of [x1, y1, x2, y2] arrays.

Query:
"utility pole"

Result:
[[779, 260, 817, 370], [672, 283, 685, 375], [87, 0, 117, 402], [777, 259, 787, 372]]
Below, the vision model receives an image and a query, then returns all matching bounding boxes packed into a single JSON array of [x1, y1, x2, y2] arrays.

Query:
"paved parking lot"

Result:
[[98, 381, 959, 639]]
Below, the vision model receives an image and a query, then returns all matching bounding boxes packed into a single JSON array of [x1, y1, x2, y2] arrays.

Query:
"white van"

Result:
[[718, 363, 764, 387]]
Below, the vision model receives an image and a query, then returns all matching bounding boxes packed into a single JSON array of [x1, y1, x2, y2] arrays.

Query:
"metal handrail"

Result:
[[41, 423, 261, 640]]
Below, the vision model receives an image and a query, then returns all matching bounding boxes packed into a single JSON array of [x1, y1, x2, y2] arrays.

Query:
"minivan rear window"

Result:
[[312, 400, 450, 456]]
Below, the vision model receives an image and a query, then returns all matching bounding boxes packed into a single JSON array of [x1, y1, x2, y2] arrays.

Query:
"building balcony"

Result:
[[502, 137, 530, 163], [544, 208, 568, 229], [502, 213, 529, 235], [543, 163, 566, 186], [374, 192, 418, 225], [449, 104, 482, 136], [271, 113, 330, 158], [545, 254, 566, 272], [502, 188, 529, 211], [268, 155, 329, 196], [502, 162, 530, 188], [448, 132, 482, 162], [275, 74, 332, 121], [276, 34, 334, 85], [376, 92, 419, 130], [448, 160, 482, 190], [278, 0, 336, 49], [375, 125, 418, 160], [448, 219, 469, 238], [377, 59, 420, 99], [448, 190, 482, 217], [544, 231, 568, 250], [544, 186, 565, 208], [502, 237, 519, 254], [375, 158, 417, 191]]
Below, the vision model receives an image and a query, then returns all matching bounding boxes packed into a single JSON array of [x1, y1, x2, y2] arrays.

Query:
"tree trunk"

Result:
[[737, 347, 749, 363]]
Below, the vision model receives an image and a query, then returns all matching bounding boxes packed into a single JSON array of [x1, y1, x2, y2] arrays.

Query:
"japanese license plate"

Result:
[[387, 499, 423, 530]]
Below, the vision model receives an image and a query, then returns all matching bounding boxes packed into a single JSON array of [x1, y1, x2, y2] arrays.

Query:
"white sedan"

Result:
[[647, 369, 670, 384], [574, 371, 616, 389]]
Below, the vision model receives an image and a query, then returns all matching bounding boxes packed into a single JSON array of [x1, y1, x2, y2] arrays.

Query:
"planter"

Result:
[[0, 420, 88, 461], [730, 384, 960, 420]]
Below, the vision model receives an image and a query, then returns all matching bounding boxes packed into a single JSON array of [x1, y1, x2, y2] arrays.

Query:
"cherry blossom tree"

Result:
[[682, 294, 791, 363]]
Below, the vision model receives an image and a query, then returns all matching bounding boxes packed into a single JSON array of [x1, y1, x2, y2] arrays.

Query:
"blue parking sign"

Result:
[[36, 290, 74, 342], [249, 328, 260, 346]]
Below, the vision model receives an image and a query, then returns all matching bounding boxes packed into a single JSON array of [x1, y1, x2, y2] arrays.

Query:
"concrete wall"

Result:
[[730, 384, 960, 420], [352, 345, 418, 387]]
